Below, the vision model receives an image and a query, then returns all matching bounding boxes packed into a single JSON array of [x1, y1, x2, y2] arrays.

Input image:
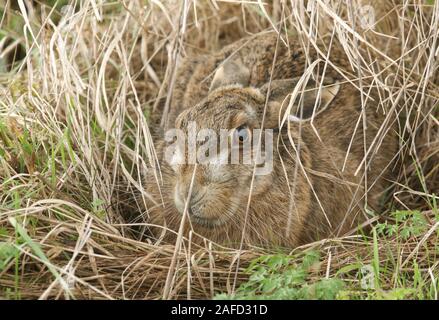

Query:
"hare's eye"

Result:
[[235, 126, 251, 143]]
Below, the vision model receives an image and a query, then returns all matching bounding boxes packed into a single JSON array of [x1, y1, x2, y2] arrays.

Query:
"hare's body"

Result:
[[166, 33, 347, 127], [145, 32, 397, 248]]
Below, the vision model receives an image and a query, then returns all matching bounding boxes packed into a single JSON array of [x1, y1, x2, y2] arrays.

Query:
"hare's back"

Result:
[[171, 34, 342, 118]]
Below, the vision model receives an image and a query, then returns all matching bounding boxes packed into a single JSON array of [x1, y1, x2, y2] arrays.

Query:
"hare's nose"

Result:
[[189, 188, 207, 207], [178, 184, 206, 207]]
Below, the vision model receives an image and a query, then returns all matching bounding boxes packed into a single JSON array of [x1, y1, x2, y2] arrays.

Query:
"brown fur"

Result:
[[144, 32, 398, 249]]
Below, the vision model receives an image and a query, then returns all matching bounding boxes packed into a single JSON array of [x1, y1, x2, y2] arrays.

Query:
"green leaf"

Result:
[[0, 242, 18, 271]]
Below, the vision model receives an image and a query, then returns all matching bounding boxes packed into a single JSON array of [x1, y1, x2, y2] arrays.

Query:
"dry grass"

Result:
[[0, 0, 438, 299]]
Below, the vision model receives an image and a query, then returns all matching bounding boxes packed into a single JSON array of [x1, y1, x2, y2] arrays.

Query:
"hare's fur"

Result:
[[144, 32, 398, 248]]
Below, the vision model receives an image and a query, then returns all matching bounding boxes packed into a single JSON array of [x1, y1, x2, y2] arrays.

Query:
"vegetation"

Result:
[[0, 0, 438, 299]]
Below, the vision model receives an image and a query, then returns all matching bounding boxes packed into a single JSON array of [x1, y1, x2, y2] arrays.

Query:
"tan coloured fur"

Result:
[[144, 32, 398, 249]]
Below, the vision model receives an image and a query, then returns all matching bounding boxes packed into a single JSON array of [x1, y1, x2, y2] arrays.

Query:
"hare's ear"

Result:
[[261, 78, 340, 127], [209, 59, 250, 93]]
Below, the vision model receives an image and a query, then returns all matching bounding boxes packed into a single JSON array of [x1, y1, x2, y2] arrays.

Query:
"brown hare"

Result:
[[144, 32, 398, 248]]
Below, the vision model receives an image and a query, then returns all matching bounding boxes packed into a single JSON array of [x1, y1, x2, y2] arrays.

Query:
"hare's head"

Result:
[[167, 59, 340, 231]]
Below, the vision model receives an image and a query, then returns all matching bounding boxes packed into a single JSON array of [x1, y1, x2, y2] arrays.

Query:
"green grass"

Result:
[[216, 213, 439, 300], [216, 251, 345, 300]]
